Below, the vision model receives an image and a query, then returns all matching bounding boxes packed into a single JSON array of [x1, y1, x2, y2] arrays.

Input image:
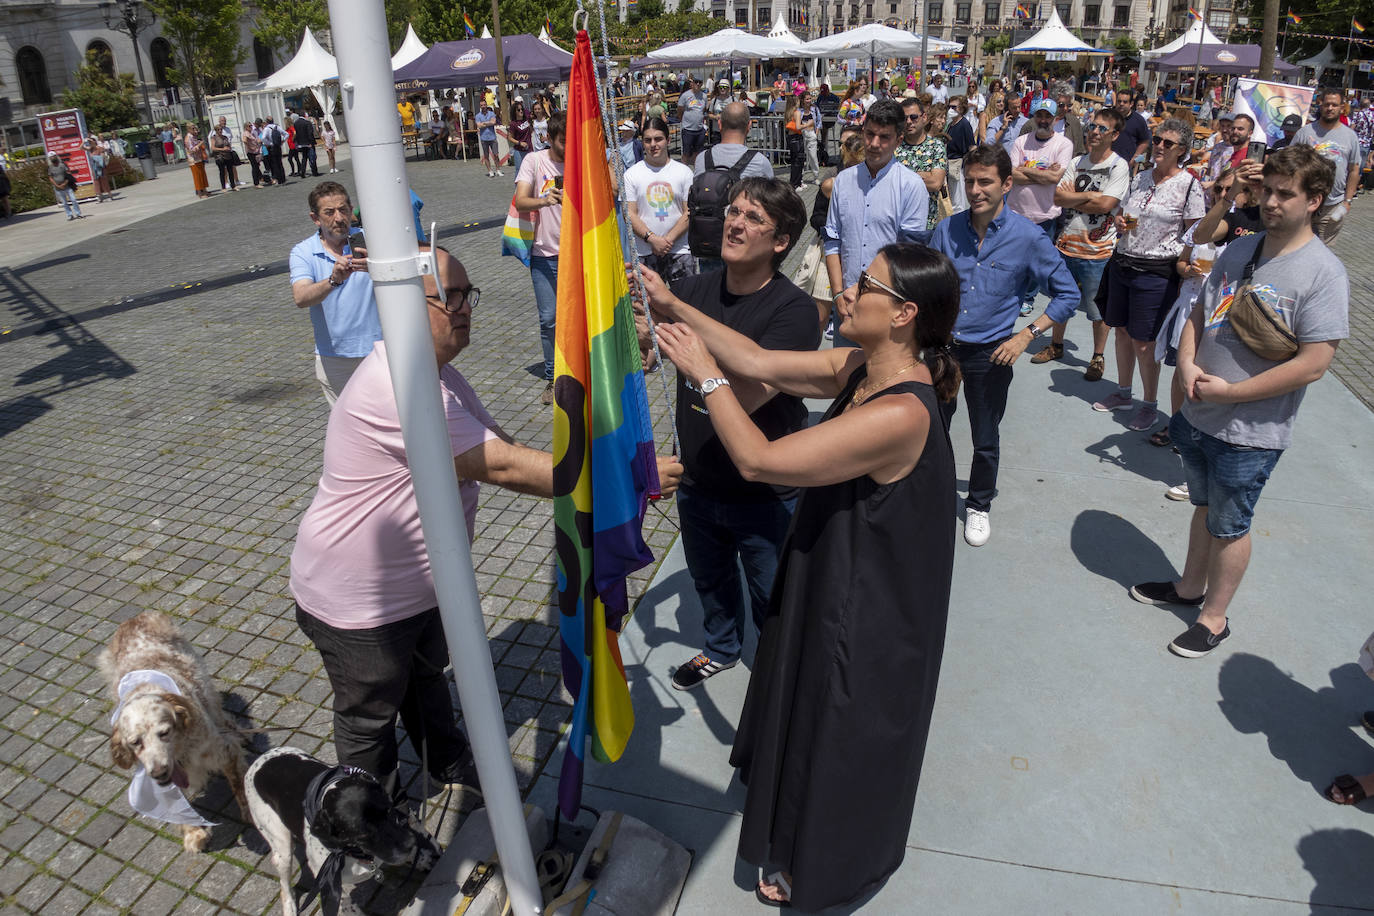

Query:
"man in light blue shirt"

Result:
[[475, 100, 501, 178], [985, 93, 1029, 157], [289, 181, 382, 405], [824, 98, 929, 344], [929, 144, 1077, 547]]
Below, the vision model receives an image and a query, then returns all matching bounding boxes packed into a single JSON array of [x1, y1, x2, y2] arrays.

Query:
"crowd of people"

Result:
[[276, 67, 1358, 911]]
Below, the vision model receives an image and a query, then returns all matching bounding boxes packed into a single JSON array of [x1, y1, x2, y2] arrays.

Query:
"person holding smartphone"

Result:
[[513, 111, 568, 406]]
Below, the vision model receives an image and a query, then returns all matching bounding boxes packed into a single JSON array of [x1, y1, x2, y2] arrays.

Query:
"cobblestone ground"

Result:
[[2, 149, 1370, 915], [0, 151, 801, 915]]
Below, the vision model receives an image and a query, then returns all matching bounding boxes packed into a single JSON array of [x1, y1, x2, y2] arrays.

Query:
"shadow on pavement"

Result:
[[1070, 509, 1196, 622], [1298, 827, 1374, 912]]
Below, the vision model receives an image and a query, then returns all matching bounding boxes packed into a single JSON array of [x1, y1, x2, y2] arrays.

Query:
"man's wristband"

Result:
[[329, 276, 344, 288]]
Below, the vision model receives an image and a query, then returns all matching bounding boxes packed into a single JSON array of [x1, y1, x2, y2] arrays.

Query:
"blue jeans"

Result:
[[943, 339, 1013, 512], [677, 484, 795, 664], [529, 255, 558, 381], [509, 149, 524, 174], [1064, 255, 1107, 324], [301, 144, 318, 174], [55, 186, 81, 218], [1170, 413, 1282, 539]]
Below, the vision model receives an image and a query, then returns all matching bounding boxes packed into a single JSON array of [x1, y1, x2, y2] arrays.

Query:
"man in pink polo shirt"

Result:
[[290, 247, 681, 799], [1008, 98, 1076, 316]]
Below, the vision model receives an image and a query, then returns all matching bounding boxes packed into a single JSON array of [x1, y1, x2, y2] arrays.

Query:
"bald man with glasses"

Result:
[[290, 245, 682, 799]]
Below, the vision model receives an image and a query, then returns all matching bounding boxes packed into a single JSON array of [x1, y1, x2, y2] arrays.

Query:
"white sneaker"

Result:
[[1165, 482, 1190, 501], [495, 169, 504, 176], [964, 508, 990, 547]]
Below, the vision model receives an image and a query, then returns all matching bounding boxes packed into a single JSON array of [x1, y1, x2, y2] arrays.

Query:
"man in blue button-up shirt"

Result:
[[930, 144, 1078, 547], [823, 99, 929, 344]]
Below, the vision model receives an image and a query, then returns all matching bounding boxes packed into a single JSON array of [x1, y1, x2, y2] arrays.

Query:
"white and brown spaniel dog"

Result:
[[100, 611, 248, 851]]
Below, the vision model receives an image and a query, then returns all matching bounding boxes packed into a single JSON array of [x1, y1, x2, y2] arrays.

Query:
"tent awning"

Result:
[[394, 34, 589, 91], [1296, 41, 1345, 69], [391, 24, 428, 70], [263, 27, 338, 90], [1010, 10, 1108, 53], [645, 27, 802, 61], [1141, 19, 1224, 59], [796, 23, 963, 58], [1147, 43, 1299, 74]]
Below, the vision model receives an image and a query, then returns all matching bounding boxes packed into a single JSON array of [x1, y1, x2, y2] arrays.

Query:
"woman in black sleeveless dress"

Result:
[[651, 243, 962, 911]]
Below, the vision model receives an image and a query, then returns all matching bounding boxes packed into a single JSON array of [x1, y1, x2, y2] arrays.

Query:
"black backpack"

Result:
[[687, 148, 757, 259]]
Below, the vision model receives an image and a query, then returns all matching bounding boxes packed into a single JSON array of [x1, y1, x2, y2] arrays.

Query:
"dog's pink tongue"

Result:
[[171, 764, 189, 790]]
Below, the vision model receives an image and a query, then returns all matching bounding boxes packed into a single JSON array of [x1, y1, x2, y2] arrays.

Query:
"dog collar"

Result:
[[110, 669, 181, 725], [298, 765, 380, 914]]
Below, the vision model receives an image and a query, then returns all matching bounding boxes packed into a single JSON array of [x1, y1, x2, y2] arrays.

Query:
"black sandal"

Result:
[[1361, 710, 1374, 738], [1325, 773, 1368, 805], [1148, 427, 1172, 447]]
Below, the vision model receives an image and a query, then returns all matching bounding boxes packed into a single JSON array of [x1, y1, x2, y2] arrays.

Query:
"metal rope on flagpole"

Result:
[[579, 0, 682, 461]]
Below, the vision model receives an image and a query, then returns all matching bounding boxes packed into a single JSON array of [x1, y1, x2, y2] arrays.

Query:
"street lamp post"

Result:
[[100, 0, 156, 126]]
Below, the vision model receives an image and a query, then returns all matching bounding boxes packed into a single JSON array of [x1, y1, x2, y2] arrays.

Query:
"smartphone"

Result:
[[1245, 140, 1268, 162], [347, 228, 365, 254], [553, 176, 564, 191]]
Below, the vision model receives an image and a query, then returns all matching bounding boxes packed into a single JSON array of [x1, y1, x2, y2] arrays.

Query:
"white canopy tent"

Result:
[[1296, 41, 1344, 70], [390, 24, 428, 70], [480, 25, 492, 39], [1141, 19, 1224, 60], [537, 25, 557, 48], [1009, 10, 1106, 53], [645, 26, 802, 61], [262, 27, 340, 122], [794, 23, 963, 60]]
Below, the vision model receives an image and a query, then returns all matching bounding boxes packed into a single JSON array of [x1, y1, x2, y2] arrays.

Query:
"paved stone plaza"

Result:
[[1, 151, 1372, 915]]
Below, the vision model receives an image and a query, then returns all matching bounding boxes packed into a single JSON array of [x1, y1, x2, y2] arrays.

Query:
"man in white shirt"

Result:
[[928, 72, 949, 105]]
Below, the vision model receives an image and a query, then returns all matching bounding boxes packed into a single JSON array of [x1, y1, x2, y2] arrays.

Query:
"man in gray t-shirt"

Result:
[[1128, 145, 1348, 660], [677, 77, 709, 166], [692, 101, 775, 182], [1292, 87, 1364, 242]]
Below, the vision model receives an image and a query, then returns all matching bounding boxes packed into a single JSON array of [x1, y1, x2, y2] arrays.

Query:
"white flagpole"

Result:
[[324, 1, 542, 913]]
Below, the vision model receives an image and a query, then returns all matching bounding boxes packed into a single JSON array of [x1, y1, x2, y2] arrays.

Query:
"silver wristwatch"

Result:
[[699, 377, 731, 395], [1026, 324, 1044, 339]]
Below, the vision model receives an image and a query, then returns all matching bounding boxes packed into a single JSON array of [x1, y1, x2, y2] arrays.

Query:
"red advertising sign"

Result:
[[37, 108, 93, 186]]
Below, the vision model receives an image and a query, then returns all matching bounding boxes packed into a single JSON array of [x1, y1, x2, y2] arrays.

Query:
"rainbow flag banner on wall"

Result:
[[552, 28, 661, 820]]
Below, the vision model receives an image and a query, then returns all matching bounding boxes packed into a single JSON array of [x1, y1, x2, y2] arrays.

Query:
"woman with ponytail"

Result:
[[643, 241, 960, 912]]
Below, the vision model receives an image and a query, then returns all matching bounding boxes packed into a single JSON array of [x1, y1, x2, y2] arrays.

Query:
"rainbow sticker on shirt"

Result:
[[1311, 140, 1342, 160], [540, 176, 559, 197], [1207, 282, 1237, 329], [643, 180, 674, 219]]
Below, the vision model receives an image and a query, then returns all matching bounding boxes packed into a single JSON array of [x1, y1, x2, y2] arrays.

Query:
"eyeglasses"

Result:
[[905, 113, 924, 122], [723, 205, 775, 233], [1085, 123, 1113, 133], [427, 287, 479, 314], [858, 270, 904, 301], [1152, 135, 1181, 150]]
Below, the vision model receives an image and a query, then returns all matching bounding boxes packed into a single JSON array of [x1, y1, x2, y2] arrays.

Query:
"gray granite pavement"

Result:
[[1, 149, 1371, 916]]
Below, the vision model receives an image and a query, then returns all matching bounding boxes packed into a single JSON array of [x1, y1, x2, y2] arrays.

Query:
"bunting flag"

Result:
[[1286, 10, 1302, 24], [1355, 17, 1366, 32], [552, 28, 661, 820], [463, 12, 476, 37]]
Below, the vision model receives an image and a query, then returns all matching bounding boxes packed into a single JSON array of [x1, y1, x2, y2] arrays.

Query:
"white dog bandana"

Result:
[[111, 670, 216, 828]]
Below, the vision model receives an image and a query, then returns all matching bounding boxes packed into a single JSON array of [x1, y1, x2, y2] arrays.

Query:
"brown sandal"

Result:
[[1325, 773, 1368, 805]]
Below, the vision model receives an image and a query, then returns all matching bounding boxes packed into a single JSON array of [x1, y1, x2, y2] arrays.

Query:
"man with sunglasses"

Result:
[[291, 245, 684, 797], [290, 181, 382, 405]]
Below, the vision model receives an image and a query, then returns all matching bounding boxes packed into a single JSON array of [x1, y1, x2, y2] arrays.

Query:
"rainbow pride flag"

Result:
[[1286, 10, 1302, 25], [552, 28, 661, 820], [1188, 6, 1203, 21], [463, 12, 476, 37], [1354, 17, 1366, 33]]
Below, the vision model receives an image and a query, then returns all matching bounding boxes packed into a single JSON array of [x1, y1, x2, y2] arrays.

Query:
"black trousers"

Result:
[[265, 147, 286, 184], [295, 604, 470, 793], [247, 152, 263, 186], [788, 135, 804, 186]]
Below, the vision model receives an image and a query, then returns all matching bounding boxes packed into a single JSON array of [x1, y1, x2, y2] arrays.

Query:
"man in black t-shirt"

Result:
[[645, 178, 820, 691], [1110, 92, 1151, 173], [294, 112, 320, 177]]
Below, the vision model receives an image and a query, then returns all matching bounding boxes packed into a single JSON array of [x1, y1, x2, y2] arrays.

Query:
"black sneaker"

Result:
[[1168, 621, 1230, 658], [670, 653, 736, 691], [1129, 581, 1204, 607]]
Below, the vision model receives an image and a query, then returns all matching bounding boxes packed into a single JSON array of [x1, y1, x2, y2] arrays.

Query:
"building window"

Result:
[[984, 2, 1000, 22], [86, 39, 115, 77], [150, 37, 174, 87], [1208, 11, 1228, 28], [1211, 0, 1231, 9], [1083, 4, 1099, 25], [252, 37, 275, 79], [866, 3, 874, 17], [16, 46, 52, 105], [1113, 5, 1129, 26], [927, 1, 943, 22], [955, 2, 970, 22], [890, 2, 898, 12]]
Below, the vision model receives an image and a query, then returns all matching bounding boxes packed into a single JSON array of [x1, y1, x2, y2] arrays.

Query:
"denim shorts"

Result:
[[1169, 412, 1282, 539], [1064, 255, 1107, 323]]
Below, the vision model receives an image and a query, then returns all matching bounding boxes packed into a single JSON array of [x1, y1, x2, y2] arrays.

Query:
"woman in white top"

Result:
[[623, 117, 697, 284]]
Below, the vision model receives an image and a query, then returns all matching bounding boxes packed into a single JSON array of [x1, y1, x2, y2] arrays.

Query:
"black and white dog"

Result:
[[246, 747, 441, 916]]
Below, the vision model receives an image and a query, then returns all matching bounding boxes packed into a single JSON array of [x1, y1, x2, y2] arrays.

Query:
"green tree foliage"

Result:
[[385, 0, 419, 49], [607, 9, 720, 55], [146, 0, 246, 120], [1237, 0, 1374, 58], [627, 0, 665, 22], [983, 34, 1012, 55], [253, 0, 329, 64], [61, 50, 141, 132], [1112, 35, 1140, 56]]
